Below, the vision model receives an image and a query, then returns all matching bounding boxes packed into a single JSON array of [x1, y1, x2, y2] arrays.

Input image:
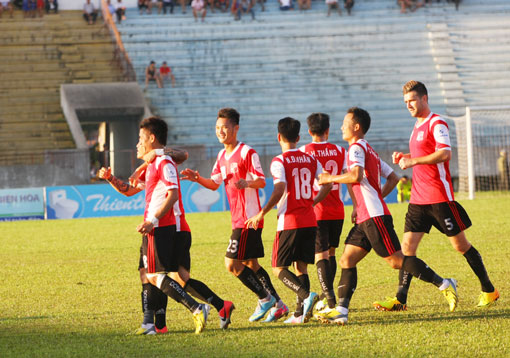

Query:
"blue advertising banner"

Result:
[[0, 187, 45, 221]]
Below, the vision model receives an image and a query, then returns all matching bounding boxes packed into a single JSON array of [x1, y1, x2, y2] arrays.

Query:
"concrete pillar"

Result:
[[109, 119, 139, 179]]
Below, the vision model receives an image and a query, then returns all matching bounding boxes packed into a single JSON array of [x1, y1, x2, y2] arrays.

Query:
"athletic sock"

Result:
[[396, 269, 412, 305], [255, 266, 281, 302], [402, 256, 444, 287], [316, 259, 336, 308], [294, 274, 310, 317], [185, 278, 224, 312], [158, 276, 200, 312], [278, 268, 309, 300], [463, 246, 495, 292], [141, 283, 155, 325], [337, 268, 357, 309], [237, 266, 267, 299], [154, 286, 168, 330], [329, 255, 337, 287]]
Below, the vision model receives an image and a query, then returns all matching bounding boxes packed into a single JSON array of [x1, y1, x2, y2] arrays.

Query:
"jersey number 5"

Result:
[[292, 167, 312, 200]]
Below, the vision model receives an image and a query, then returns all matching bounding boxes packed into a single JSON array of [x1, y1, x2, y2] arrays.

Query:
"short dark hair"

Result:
[[140, 116, 167, 145], [403, 80, 428, 97], [347, 107, 371, 134], [150, 60, 155, 65], [217, 108, 240, 126], [278, 117, 300, 142], [306, 113, 330, 135]]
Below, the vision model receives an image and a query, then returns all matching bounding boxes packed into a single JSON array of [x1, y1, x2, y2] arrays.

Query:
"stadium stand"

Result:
[[0, 10, 124, 165]]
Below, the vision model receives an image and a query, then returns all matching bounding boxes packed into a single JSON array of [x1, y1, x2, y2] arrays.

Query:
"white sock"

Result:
[[439, 279, 450, 291]]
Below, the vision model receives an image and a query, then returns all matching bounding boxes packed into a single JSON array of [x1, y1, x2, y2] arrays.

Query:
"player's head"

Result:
[[344, 106, 371, 136], [216, 108, 240, 145], [403, 80, 429, 118], [306, 112, 330, 137], [162, 61, 167, 65], [137, 116, 167, 158], [278, 117, 300, 143]]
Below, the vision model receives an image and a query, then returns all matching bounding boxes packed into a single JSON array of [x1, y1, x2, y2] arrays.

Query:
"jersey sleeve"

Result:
[[348, 144, 365, 169], [379, 159, 394, 179], [247, 150, 265, 180], [271, 157, 286, 184], [432, 122, 451, 151], [314, 160, 323, 180], [210, 155, 223, 185], [160, 160, 179, 190], [337, 145, 348, 173]]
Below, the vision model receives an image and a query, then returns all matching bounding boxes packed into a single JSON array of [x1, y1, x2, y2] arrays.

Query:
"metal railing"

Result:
[[100, 0, 136, 82]]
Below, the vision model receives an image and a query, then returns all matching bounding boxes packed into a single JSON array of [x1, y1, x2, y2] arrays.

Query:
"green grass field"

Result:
[[1, 194, 509, 358]]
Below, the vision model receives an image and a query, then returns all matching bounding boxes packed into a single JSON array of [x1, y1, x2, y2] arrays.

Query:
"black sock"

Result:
[[159, 276, 199, 312], [402, 256, 444, 287], [329, 255, 337, 287], [278, 268, 309, 300], [396, 270, 412, 304], [154, 286, 168, 330], [185, 278, 224, 312], [255, 267, 281, 302], [316, 259, 336, 308], [237, 266, 267, 299], [141, 283, 154, 325], [337, 268, 357, 309], [294, 274, 310, 317], [464, 246, 495, 292]]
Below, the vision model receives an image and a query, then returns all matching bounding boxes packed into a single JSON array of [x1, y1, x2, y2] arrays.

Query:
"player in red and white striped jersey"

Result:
[[299, 112, 347, 312], [246, 117, 332, 323], [318, 107, 456, 324], [181, 108, 287, 322], [383, 81, 498, 309]]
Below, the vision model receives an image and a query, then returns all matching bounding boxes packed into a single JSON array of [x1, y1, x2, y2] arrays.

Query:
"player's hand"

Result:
[[398, 157, 414, 170], [137, 221, 154, 234], [98, 167, 112, 180], [392, 152, 404, 164], [351, 206, 357, 224], [318, 171, 331, 185], [234, 179, 248, 190], [245, 212, 263, 230], [142, 150, 157, 163], [180, 168, 200, 182]]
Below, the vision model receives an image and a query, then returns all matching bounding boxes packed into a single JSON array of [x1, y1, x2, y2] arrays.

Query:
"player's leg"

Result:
[[315, 220, 340, 310]]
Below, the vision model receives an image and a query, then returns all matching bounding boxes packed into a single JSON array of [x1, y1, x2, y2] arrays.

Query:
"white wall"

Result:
[[59, 0, 138, 10]]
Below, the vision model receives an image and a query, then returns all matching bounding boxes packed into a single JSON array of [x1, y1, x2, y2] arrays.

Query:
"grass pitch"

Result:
[[1, 194, 509, 357]]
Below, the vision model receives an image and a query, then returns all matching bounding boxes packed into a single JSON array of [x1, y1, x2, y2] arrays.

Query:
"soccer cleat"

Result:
[[263, 304, 289, 322], [373, 297, 407, 312], [193, 304, 211, 334], [219, 300, 235, 329], [134, 324, 156, 335], [155, 326, 168, 334], [314, 297, 328, 312], [442, 278, 458, 312], [302, 292, 319, 322], [315, 307, 348, 325], [283, 313, 304, 324], [477, 289, 500, 307], [249, 295, 277, 322]]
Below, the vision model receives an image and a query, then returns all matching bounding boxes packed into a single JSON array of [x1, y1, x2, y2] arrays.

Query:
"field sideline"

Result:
[[1, 194, 509, 357]]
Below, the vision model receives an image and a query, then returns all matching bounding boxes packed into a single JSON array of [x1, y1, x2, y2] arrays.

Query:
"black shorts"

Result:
[[225, 228, 264, 260], [176, 231, 192, 271], [141, 225, 179, 273], [272, 227, 316, 267], [316, 219, 343, 253], [345, 215, 401, 258], [404, 202, 472, 237]]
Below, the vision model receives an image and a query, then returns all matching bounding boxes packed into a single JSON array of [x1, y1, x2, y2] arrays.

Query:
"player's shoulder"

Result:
[[239, 142, 257, 158], [429, 113, 449, 128]]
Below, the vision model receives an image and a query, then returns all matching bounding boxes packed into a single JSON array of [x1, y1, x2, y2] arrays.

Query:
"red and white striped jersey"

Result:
[[271, 149, 322, 231], [139, 155, 178, 227], [211, 142, 265, 229], [347, 139, 393, 224], [299, 141, 347, 221], [409, 113, 454, 204], [173, 174, 191, 233]]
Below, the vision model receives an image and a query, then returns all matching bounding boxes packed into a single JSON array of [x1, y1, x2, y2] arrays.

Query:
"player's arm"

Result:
[[313, 182, 332, 206], [347, 183, 357, 223], [398, 149, 450, 170], [245, 182, 285, 229], [142, 147, 189, 165], [137, 188, 179, 234], [318, 165, 363, 185], [98, 167, 142, 197], [234, 177, 265, 190], [381, 172, 399, 198], [180, 168, 221, 191]]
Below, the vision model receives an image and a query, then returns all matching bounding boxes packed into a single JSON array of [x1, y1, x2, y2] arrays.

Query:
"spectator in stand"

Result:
[[35, 0, 44, 16], [191, 0, 206, 22], [161, 0, 174, 14], [344, 0, 353, 15], [159, 61, 176, 87], [279, 0, 293, 11], [23, 0, 36, 17], [138, 0, 152, 14], [107, 0, 115, 17], [211, 0, 228, 13], [45, 0, 58, 13], [398, 0, 422, 13], [0, 0, 14, 18], [116, 0, 126, 22], [145, 61, 164, 89], [83, 0, 97, 24], [297, 0, 310, 11], [325, 0, 341, 16], [232, 0, 254, 20]]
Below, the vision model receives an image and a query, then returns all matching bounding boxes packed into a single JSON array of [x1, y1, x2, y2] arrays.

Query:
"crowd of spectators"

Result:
[[144, 60, 175, 89], [399, 0, 460, 14], [2, 0, 58, 18]]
